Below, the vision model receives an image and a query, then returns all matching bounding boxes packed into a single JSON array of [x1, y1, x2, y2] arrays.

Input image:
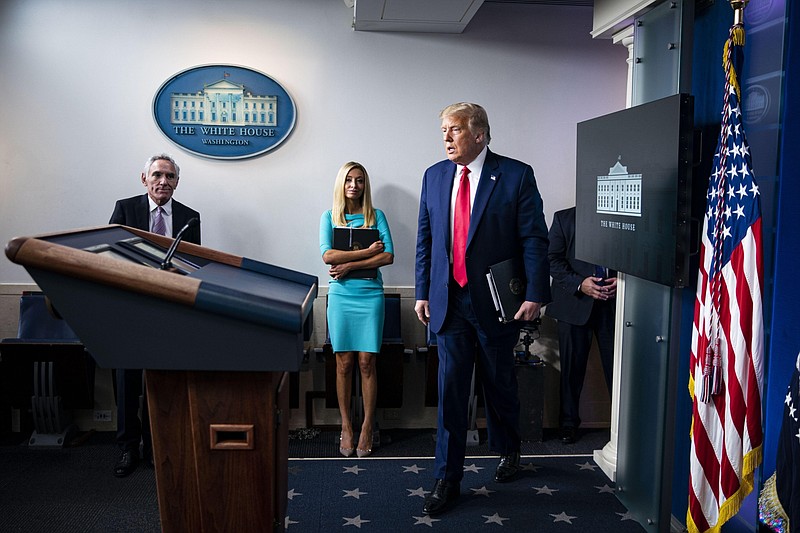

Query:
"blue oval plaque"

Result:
[[153, 64, 296, 160]]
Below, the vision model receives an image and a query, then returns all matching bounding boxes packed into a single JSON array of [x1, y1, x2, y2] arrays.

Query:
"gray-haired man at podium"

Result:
[[108, 153, 201, 477]]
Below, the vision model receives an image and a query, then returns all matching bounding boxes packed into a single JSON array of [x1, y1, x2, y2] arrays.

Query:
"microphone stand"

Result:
[[160, 217, 198, 270]]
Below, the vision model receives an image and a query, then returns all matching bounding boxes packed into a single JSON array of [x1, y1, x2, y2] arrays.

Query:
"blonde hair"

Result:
[[331, 161, 376, 228]]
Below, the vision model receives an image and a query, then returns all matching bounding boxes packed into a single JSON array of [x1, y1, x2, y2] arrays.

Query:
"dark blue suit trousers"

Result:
[[434, 284, 521, 482]]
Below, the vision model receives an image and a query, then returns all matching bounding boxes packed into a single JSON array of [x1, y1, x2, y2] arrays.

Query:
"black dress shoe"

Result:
[[422, 479, 460, 516], [114, 450, 139, 478], [494, 452, 521, 483], [560, 427, 578, 444]]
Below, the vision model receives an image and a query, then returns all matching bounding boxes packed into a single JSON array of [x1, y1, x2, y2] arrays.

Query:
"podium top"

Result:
[[6, 225, 318, 371], [6, 225, 317, 332]]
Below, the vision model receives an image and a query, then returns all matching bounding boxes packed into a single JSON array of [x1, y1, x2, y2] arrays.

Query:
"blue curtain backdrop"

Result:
[[768, 0, 800, 483]]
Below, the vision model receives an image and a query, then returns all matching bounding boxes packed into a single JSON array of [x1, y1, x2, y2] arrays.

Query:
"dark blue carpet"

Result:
[[0, 430, 645, 532], [286, 455, 645, 531]]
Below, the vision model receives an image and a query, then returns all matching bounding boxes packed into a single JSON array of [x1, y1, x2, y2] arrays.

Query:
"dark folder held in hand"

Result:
[[333, 227, 379, 279], [486, 257, 526, 323]]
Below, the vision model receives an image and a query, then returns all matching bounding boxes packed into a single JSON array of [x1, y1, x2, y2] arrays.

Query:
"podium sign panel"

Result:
[[575, 94, 694, 288]]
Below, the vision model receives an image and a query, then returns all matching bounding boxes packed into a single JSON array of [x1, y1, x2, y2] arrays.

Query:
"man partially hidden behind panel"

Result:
[[546, 206, 615, 445], [108, 153, 201, 477]]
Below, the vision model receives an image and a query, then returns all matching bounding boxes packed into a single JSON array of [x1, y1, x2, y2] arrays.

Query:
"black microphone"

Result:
[[160, 217, 199, 270]]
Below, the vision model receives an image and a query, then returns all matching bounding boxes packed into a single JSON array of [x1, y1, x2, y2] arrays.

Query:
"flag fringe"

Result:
[[685, 444, 763, 533], [758, 472, 791, 532]]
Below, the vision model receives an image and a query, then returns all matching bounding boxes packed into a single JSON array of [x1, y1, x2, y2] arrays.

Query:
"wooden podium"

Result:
[[5, 225, 318, 532]]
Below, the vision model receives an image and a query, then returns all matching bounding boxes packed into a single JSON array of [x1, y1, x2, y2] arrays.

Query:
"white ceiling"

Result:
[[350, 0, 594, 33]]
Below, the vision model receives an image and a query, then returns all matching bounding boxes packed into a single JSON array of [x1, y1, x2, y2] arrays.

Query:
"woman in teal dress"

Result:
[[320, 161, 394, 458]]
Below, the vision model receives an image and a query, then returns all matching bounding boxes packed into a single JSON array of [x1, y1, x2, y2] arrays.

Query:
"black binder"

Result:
[[486, 257, 526, 323], [333, 227, 379, 279]]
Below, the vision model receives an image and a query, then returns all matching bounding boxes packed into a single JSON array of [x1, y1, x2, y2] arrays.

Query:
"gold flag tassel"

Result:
[[729, 0, 748, 44]]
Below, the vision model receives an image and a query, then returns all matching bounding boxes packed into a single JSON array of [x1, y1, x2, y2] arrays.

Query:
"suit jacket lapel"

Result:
[[468, 149, 499, 247], [171, 201, 186, 234], [437, 161, 456, 250], [137, 194, 151, 232]]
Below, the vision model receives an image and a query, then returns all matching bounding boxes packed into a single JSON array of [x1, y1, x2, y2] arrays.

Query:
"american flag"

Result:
[[687, 23, 764, 533]]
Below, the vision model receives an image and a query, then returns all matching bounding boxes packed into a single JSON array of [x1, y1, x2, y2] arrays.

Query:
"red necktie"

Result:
[[453, 167, 470, 287]]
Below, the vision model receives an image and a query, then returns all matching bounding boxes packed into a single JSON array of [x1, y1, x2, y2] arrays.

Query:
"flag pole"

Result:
[[730, 0, 748, 26]]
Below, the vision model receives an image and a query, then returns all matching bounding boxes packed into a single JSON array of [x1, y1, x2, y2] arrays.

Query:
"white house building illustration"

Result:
[[596, 158, 642, 217], [170, 78, 277, 126]]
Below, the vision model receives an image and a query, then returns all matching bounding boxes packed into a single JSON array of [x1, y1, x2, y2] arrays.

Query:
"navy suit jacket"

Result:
[[415, 149, 550, 337], [109, 194, 201, 245], [545, 207, 601, 326]]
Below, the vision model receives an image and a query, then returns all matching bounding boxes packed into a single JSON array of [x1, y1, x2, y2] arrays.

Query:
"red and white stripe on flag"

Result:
[[687, 24, 764, 533]]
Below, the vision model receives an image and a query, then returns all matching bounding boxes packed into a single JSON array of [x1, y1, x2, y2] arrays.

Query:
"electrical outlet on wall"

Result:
[[93, 410, 112, 422]]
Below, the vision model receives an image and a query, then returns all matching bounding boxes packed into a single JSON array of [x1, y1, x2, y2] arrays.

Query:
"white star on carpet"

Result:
[[284, 515, 299, 528], [407, 487, 428, 498], [532, 485, 558, 495], [343, 488, 367, 499], [577, 461, 598, 471], [288, 465, 302, 475], [617, 511, 636, 521], [343, 514, 370, 527], [483, 512, 509, 525], [470, 485, 495, 497], [463, 463, 484, 473], [595, 484, 615, 494], [413, 515, 441, 527], [521, 463, 541, 472], [551, 511, 577, 524], [402, 464, 425, 474], [287, 488, 302, 500], [343, 465, 365, 475]]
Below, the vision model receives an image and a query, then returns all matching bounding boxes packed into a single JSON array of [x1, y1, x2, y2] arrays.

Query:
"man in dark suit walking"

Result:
[[545, 206, 615, 445], [415, 102, 550, 516], [108, 153, 201, 477]]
